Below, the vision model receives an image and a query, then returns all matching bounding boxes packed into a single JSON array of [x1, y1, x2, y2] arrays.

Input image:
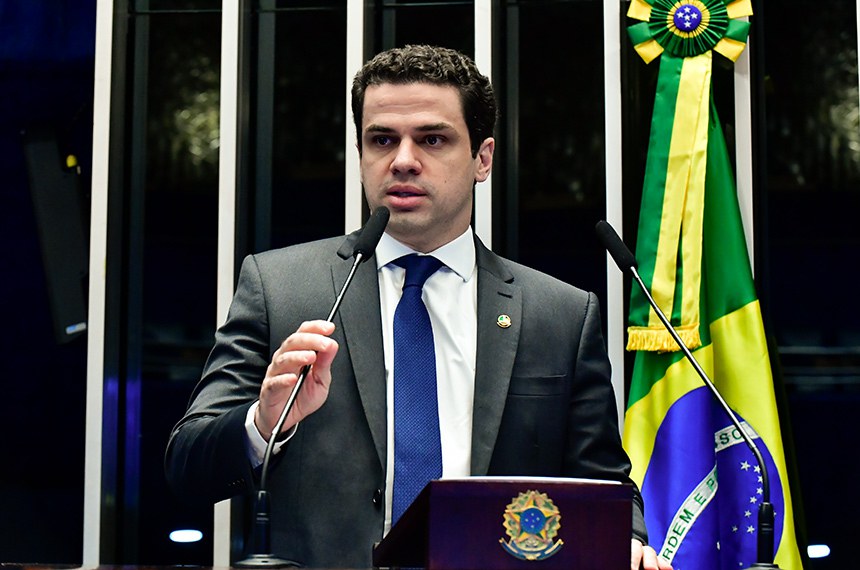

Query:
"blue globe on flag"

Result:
[[640, 387, 785, 570]]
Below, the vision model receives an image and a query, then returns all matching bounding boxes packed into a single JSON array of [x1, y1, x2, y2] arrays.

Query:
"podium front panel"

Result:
[[374, 477, 632, 570]]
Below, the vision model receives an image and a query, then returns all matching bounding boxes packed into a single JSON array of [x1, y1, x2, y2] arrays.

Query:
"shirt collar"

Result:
[[375, 227, 476, 282]]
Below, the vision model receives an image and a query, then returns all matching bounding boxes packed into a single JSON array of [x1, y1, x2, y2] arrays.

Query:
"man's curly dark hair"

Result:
[[351, 45, 498, 157]]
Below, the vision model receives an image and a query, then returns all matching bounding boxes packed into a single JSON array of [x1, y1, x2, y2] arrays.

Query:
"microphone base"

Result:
[[745, 564, 780, 569], [233, 554, 300, 568]]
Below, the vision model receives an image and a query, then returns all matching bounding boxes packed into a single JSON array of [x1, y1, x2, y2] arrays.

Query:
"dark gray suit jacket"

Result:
[[165, 230, 647, 567]]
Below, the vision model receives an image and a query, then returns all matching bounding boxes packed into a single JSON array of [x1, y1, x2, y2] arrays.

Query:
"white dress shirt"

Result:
[[375, 227, 477, 532]]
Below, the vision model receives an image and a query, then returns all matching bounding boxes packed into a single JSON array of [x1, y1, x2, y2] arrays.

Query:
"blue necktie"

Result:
[[391, 254, 444, 524]]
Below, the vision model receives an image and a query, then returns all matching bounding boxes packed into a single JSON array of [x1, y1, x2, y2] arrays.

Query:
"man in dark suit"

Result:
[[165, 45, 670, 570]]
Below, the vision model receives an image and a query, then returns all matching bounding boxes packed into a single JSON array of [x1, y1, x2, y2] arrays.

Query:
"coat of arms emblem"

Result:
[[499, 490, 564, 561]]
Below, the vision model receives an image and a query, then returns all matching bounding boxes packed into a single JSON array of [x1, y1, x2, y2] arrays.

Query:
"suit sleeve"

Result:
[[566, 292, 649, 544], [164, 254, 272, 504]]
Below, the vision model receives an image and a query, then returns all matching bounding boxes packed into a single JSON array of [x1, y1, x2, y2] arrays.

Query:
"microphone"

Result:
[[595, 219, 638, 273], [235, 207, 390, 568], [353, 206, 390, 261], [595, 220, 780, 570]]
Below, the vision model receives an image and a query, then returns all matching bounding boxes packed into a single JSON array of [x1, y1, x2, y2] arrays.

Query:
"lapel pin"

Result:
[[497, 314, 512, 328]]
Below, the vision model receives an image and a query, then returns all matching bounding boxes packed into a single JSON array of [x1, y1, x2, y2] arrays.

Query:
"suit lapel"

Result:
[[333, 235, 387, 469], [471, 238, 521, 474]]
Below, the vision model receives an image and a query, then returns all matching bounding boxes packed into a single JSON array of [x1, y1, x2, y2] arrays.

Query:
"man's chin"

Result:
[[386, 216, 423, 238], [384, 217, 437, 250]]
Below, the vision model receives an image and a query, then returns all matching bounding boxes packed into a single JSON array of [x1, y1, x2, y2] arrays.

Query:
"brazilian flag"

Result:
[[623, 1, 804, 568]]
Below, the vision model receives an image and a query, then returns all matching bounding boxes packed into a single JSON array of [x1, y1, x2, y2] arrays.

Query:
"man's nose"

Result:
[[390, 139, 421, 175]]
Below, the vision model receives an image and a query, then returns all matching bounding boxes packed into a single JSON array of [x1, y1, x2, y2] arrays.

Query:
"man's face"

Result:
[[359, 82, 494, 253]]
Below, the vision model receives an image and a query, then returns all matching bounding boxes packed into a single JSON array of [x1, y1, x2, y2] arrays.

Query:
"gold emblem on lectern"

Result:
[[499, 490, 564, 561]]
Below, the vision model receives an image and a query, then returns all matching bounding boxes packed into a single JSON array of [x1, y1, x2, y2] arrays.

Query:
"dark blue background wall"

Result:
[[0, 1, 96, 562]]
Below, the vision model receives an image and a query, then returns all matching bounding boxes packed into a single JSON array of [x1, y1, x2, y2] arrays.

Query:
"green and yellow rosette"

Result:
[[625, 0, 753, 352]]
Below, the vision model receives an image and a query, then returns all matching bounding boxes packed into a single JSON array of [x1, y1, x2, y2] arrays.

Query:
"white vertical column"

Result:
[[474, 0, 493, 247], [213, 0, 241, 565], [735, 21, 755, 271], [603, 0, 626, 428], [83, 0, 115, 565], [345, 0, 365, 233]]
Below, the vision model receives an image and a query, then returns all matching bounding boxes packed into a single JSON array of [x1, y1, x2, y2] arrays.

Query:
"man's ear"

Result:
[[474, 137, 495, 183]]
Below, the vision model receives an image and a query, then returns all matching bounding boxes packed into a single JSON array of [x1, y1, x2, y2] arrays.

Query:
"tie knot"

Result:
[[395, 254, 444, 289]]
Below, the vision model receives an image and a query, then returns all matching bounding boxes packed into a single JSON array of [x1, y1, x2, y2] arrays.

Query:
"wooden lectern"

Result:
[[372, 477, 633, 570]]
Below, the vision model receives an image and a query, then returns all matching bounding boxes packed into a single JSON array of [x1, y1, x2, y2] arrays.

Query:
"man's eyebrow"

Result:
[[415, 122, 454, 132], [364, 124, 395, 134]]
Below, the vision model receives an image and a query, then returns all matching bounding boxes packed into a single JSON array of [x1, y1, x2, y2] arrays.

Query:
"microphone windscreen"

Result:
[[353, 207, 390, 261], [595, 220, 638, 273]]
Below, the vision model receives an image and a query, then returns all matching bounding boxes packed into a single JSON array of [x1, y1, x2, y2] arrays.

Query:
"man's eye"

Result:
[[425, 135, 442, 146], [373, 135, 392, 146]]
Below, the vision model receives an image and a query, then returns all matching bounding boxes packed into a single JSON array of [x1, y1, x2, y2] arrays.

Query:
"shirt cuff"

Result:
[[244, 400, 297, 467]]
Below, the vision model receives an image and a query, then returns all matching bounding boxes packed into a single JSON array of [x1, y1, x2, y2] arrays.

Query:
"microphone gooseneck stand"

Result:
[[595, 221, 780, 569], [234, 207, 391, 568]]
